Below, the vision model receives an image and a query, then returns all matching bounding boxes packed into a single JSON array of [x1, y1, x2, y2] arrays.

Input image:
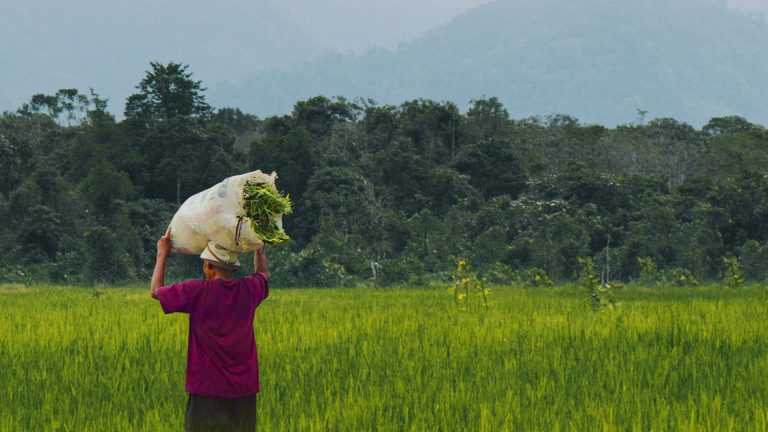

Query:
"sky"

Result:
[[727, 0, 768, 15], [0, 0, 766, 114], [273, 0, 493, 51]]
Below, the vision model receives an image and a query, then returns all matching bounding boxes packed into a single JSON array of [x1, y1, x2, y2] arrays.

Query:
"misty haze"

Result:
[[2, 0, 767, 125]]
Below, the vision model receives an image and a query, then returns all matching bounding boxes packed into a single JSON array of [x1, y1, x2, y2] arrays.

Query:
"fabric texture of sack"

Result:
[[169, 170, 283, 255]]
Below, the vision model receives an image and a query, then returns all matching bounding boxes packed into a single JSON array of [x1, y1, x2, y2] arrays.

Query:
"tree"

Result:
[[0, 135, 22, 195], [55, 89, 90, 126], [704, 129, 768, 179], [121, 63, 232, 203], [703, 116, 762, 136], [711, 171, 768, 249], [362, 104, 398, 152], [83, 226, 132, 283], [213, 108, 261, 153], [16, 205, 62, 263], [292, 96, 358, 139], [63, 110, 143, 184], [213, 107, 260, 135], [1, 110, 61, 172], [401, 209, 453, 280], [144, 120, 236, 203], [28, 93, 63, 120], [452, 138, 527, 198], [295, 167, 375, 245], [396, 99, 462, 163], [249, 116, 316, 208], [295, 167, 384, 278], [5, 166, 86, 266], [26, 89, 92, 125], [364, 137, 433, 215], [80, 162, 134, 215], [466, 97, 509, 141], [642, 118, 705, 185], [124, 62, 211, 123]]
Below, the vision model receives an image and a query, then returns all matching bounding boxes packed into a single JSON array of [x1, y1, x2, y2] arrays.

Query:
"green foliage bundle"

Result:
[[241, 182, 292, 244]]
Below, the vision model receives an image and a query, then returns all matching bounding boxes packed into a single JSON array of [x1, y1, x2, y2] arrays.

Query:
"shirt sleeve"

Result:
[[156, 280, 203, 314], [246, 273, 269, 306]]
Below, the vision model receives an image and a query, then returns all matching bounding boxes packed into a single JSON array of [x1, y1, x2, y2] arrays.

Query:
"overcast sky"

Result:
[[1, 0, 766, 113], [273, 0, 493, 51], [727, 0, 768, 15]]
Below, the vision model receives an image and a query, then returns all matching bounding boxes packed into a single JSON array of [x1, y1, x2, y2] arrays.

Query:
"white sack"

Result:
[[169, 170, 283, 255]]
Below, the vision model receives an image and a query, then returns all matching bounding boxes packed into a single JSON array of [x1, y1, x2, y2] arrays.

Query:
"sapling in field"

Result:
[[637, 256, 659, 285], [449, 258, 490, 310], [579, 257, 616, 310], [722, 256, 744, 288]]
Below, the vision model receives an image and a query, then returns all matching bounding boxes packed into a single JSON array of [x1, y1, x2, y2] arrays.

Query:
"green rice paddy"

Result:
[[1, 284, 766, 431]]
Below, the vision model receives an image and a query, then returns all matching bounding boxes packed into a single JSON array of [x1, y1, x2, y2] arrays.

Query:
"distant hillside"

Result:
[[215, 0, 768, 126]]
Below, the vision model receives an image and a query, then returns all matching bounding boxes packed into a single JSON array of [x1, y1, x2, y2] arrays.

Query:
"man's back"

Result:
[[157, 273, 269, 398]]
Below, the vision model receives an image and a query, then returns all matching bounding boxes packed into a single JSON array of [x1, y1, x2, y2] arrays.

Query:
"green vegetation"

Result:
[[241, 182, 292, 244], [0, 285, 765, 430], [2, 62, 768, 286], [449, 258, 490, 309]]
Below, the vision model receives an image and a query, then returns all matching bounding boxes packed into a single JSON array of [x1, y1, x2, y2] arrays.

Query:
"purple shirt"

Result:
[[157, 273, 268, 398]]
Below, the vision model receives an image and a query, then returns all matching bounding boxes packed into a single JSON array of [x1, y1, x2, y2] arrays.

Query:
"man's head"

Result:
[[199, 241, 241, 280], [202, 260, 234, 280]]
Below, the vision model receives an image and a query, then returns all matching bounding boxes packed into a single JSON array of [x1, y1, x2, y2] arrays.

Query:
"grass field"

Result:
[[0, 284, 766, 431]]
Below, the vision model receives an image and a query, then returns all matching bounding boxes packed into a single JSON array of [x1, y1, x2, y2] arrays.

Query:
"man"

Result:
[[151, 227, 269, 432]]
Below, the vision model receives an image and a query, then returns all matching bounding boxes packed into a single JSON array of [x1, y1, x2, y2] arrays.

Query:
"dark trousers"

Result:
[[185, 393, 257, 432]]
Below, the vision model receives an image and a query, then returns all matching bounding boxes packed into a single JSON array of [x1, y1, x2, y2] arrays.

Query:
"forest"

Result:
[[2, 62, 768, 287]]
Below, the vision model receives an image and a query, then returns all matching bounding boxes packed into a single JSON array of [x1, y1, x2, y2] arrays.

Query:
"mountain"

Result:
[[215, 0, 768, 126]]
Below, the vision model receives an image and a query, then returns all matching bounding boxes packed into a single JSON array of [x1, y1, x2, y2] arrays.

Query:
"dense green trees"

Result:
[[2, 62, 768, 286]]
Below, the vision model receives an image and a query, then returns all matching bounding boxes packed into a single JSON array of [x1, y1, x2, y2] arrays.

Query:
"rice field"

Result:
[[0, 284, 766, 431]]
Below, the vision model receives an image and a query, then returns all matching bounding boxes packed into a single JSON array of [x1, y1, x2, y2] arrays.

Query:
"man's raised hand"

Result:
[[157, 226, 172, 257]]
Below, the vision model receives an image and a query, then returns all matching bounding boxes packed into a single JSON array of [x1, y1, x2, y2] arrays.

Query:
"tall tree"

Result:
[[466, 97, 509, 141], [292, 96, 358, 139], [124, 62, 211, 124], [452, 138, 527, 199]]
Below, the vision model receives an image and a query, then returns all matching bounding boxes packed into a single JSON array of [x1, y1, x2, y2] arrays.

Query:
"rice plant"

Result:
[[0, 284, 766, 431]]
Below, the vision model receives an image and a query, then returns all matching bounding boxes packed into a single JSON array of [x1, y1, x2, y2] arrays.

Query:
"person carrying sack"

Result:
[[151, 229, 269, 432]]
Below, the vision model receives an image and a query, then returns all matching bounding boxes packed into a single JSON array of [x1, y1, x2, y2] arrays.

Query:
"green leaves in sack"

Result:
[[241, 181, 292, 244]]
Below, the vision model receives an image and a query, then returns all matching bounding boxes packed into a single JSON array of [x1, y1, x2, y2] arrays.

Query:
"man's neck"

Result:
[[212, 271, 234, 281]]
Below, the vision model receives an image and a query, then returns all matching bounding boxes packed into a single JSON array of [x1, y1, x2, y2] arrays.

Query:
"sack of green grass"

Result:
[[169, 170, 292, 255]]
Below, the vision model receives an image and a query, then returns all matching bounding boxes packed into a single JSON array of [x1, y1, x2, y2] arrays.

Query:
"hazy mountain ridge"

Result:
[[217, 0, 768, 126]]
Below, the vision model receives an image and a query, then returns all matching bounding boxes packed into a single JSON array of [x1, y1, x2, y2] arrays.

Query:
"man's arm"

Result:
[[253, 245, 269, 281], [151, 227, 172, 300]]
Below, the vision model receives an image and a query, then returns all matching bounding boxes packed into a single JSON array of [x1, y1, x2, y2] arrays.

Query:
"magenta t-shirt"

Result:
[[157, 273, 268, 398]]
